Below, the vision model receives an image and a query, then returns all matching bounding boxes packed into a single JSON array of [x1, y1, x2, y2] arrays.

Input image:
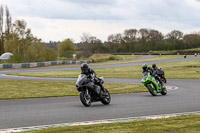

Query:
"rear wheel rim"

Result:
[[104, 95, 110, 102]]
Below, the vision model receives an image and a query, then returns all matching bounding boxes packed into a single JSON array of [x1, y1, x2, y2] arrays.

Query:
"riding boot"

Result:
[[160, 81, 165, 89], [156, 76, 164, 89], [99, 84, 107, 96]]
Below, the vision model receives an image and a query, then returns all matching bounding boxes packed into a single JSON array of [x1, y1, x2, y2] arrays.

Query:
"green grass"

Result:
[[114, 55, 140, 60], [89, 54, 140, 61], [150, 47, 200, 54], [11, 59, 200, 79], [0, 80, 145, 99], [88, 54, 119, 63], [89, 54, 184, 64], [22, 114, 200, 133], [91, 56, 119, 63], [137, 55, 190, 61], [90, 54, 193, 62], [117, 55, 192, 63], [89, 54, 140, 63], [90, 55, 192, 66]]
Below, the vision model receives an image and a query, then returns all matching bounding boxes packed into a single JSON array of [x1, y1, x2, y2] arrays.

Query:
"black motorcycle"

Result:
[[76, 74, 111, 107], [156, 68, 167, 83]]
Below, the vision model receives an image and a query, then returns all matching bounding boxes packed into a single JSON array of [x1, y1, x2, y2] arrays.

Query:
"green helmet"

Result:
[[142, 64, 148, 70]]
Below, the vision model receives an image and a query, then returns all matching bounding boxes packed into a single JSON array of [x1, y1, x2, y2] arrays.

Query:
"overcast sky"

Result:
[[0, 0, 200, 42]]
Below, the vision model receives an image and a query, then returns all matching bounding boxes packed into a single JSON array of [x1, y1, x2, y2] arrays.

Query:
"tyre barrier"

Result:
[[0, 60, 92, 69]]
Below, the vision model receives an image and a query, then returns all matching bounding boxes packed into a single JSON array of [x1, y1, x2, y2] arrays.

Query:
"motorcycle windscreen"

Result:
[[76, 74, 87, 87], [142, 72, 148, 79]]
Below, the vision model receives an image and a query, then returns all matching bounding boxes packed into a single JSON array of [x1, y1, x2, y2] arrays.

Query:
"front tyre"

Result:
[[161, 87, 167, 95], [101, 89, 111, 105], [147, 85, 157, 96], [80, 91, 91, 107]]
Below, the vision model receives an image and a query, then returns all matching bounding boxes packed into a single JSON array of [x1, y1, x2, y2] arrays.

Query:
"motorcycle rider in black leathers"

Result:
[[152, 63, 161, 71], [152, 63, 165, 85], [142, 64, 164, 89], [81, 63, 107, 96]]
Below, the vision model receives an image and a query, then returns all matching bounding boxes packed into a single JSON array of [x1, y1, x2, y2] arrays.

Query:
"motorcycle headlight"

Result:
[[141, 79, 144, 83]]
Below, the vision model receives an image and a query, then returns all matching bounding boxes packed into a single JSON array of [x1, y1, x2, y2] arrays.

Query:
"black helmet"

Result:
[[152, 64, 156, 69], [81, 63, 89, 73], [142, 64, 148, 71]]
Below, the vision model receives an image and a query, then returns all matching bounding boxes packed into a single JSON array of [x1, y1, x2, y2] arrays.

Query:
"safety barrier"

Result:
[[0, 60, 92, 69]]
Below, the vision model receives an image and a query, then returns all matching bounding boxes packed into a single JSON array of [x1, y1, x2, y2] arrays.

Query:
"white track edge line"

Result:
[[1, 111, 200, 133]]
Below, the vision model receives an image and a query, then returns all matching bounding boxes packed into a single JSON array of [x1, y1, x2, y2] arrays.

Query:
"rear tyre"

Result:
[[101, 89, 111, 105], [161, 77, 167, 83], [80, 91, 91, 107], [147, 85, 157, 96], [161, 87, 167, 95]]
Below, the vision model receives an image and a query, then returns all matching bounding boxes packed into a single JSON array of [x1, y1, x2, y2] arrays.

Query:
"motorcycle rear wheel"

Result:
[[161, 77, 167, 83], [80, 91, 91, 107], [161, 87, 167, 95]]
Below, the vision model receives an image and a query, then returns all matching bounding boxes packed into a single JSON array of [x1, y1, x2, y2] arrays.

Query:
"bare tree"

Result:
[[123, 29, 138, 52], [0, 5, 4, 54], [107, 33, 122, 44], [123, 29, 137, 42], [12, 20, 27, 38], [166, 30, 183, 44], [107, 33, 123, 53], [5, 20, 31, 57], [79, 33, 103, 57], [138, 28, 150, 45], [148, 29, 164, 50], [81, 33, 91, 43], [183, 34, 200, 48], [5, 5, 12, 40]]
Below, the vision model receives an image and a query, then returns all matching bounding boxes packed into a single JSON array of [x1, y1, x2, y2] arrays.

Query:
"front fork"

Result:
[[153, 80, 162, 92], [85, 88, 90, 99], [145, 81, 161, 93], [86, 88, 89, 95]]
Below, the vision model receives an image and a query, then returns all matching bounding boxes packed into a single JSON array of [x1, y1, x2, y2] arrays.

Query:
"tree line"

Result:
[[77, 29, 200, 57], [0, 5, 78, 63], [0, 5, 59, 63], [1, 5, 200, 63]]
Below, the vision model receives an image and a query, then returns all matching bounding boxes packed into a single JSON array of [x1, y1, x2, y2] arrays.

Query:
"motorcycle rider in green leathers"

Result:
[[142, 64, 164, 89]]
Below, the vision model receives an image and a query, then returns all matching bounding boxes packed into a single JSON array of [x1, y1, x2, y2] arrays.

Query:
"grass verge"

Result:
[[150, 47, 200, 54], [114, 55, 140, 60], [22, 114, 200, 133], [11, 59, 200, 79], [89, 54, 140, 63], [90, 55, 189, 66], [0, 80, 145, 99]]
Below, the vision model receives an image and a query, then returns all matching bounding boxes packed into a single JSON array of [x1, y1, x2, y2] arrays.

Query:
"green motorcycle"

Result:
[[141, 72, 167, 96]]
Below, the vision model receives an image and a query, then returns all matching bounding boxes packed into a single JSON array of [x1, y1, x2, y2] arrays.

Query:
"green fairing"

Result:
[[141, 72, 166, 96]]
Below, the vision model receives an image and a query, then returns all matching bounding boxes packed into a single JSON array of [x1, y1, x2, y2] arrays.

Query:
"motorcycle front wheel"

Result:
[[147, 85, 157, 96], [80, 91, 91, 107], [101, 89, 111, 105]]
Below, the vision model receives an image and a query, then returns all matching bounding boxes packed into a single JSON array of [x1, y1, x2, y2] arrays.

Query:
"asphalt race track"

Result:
[[0, 56, 199, 74], [0, 56, 200, 130]]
